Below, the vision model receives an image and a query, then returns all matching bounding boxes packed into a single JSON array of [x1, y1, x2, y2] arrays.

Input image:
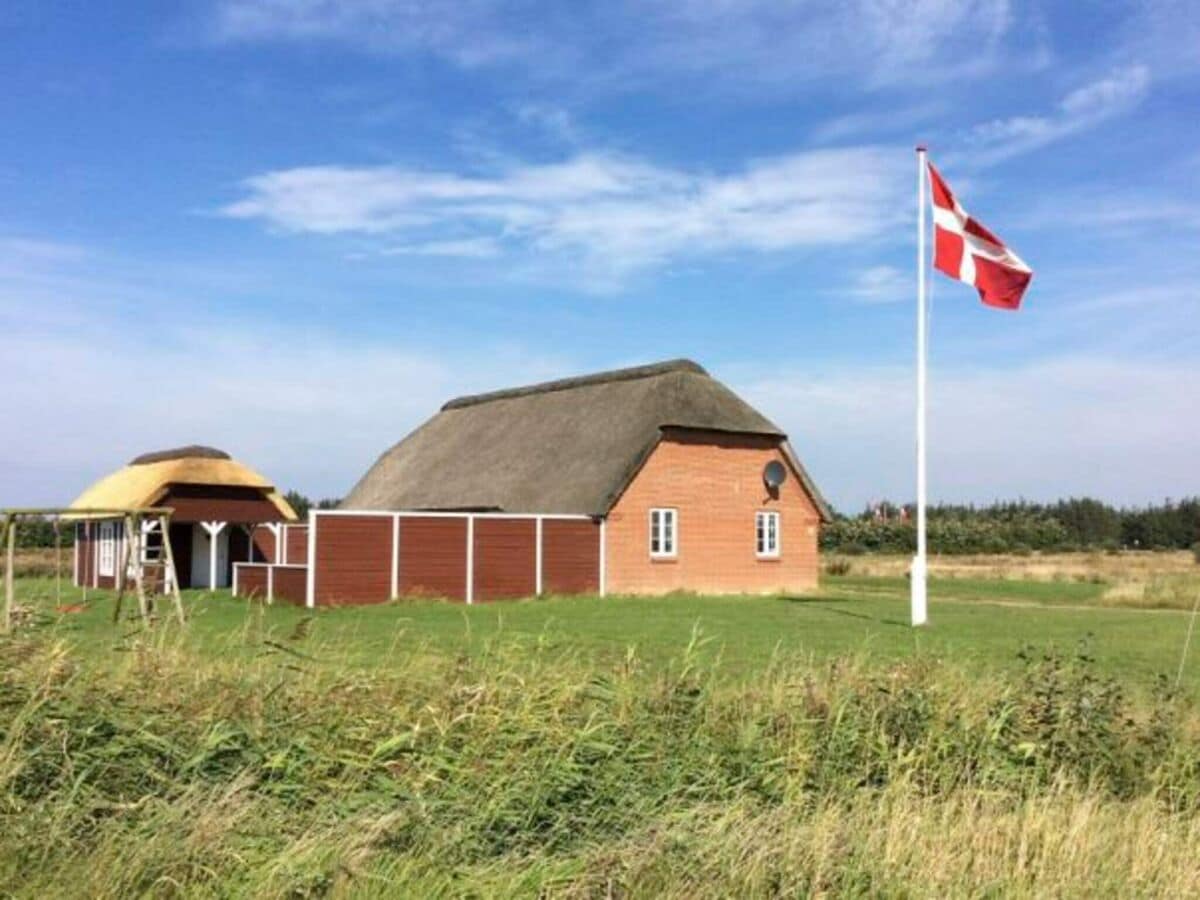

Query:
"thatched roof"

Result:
[[69, 447, 296, 519], [343, 359, 831, 520]]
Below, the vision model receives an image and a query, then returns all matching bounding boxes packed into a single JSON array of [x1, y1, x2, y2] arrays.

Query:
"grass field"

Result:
[[8, 567, 1198, 691], [3, 563, 1200, 897]]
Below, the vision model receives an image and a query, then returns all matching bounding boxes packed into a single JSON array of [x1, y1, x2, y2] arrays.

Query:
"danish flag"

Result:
[[928, 162, 1032, 310]]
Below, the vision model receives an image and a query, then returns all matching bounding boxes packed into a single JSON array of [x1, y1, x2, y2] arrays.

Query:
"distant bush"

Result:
[[824, 558, 853, 576], [822, 497, 1200, 556], [4, 517, 74, 549]]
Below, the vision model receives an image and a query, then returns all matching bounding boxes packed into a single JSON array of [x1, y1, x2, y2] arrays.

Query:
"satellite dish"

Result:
[[763, 460, 787, 489]]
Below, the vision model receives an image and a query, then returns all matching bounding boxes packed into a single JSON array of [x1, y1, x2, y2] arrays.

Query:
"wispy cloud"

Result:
[[0, 236, 90, 266], [382, 237, 503, 259], [212, 0, 539, 67], [1115, 0, 1200, 79], [512, 103, 580, 145], [847, 265, 909, 305], [0, 305, 572, 505], [810, 102, 945, 144], [211, 0, 1025, 92], [1020, 188, 1200, 234], [732, 355, 1200, 510], [965, 65, 1150, 164], [220, 147, 908, 285]]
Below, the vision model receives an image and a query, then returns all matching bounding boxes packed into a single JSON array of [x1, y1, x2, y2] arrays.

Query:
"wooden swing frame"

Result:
[[1, 506, 185, 634]]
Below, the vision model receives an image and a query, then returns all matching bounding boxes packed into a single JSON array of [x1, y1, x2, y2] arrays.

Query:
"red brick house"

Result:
[[234, 359, 831, 605]]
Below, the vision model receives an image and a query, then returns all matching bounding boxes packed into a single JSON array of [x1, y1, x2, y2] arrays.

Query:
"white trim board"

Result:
[[535, 516, 543, 596], [305, 512, 316, 609], [312, 509, 594, 521], [465, 514, 475, 605]]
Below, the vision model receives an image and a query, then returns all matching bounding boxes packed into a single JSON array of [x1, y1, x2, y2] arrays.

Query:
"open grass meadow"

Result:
[[3, 557, 1200, 897]]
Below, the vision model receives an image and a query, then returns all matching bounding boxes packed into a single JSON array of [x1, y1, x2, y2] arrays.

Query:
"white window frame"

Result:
[[649, 508, 677, 558], [756, 510, 780, 558], [98, 521, 117, 577]]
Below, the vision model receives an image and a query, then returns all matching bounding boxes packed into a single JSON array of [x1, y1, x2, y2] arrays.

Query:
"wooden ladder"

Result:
[[113, 512, 186, 625]]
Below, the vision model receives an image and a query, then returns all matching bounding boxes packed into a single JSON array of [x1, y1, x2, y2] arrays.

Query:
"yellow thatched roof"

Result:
[[68, 447, 296, 520]]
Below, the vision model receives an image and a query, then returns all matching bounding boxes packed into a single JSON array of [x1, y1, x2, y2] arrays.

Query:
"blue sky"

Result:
[[2, 0, 1197, 513]]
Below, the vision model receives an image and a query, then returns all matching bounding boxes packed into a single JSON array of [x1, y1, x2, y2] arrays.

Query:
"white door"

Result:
[[190, 525, 231, 589]]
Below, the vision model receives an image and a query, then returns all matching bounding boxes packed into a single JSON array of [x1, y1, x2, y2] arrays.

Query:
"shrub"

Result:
[[825, 558, 853, 576]]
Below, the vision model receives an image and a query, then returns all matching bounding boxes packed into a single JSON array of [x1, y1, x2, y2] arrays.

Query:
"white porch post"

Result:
[[201, 521, 227, 591], [465, 515, 475, 605], [535, 516, 543, 596], [266, 523, 282, 564], [599, 518, 607, 598]]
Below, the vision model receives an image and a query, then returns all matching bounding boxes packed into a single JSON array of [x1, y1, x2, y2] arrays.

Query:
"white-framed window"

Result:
[[756, 511, 780, 558], [649, 508, 677, 558], [98, 521, 116, 577]]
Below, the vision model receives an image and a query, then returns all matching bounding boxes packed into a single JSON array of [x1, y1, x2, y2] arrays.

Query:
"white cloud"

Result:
[[2, 263, 1196, 514], [1116, 0, 1200, 79], [1020, 189, 1200, 234], [211, 0, 1023, 91], [848, 265, 909, 304], [0, 237, 90, 265], [383, 237, 503, 258], [512, 103, 580, 145], [965, 65, 1150, 164], [732, 355, 1200, 511], [810, 103, 945, 144], [213, 0, 539, 67], [221, 147, 908, 283], [0, 311, 572, 506]]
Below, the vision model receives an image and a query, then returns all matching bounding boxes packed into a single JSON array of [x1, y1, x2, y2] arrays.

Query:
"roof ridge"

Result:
[[130, 445, 231, 466], [441, 358, 707, 410]]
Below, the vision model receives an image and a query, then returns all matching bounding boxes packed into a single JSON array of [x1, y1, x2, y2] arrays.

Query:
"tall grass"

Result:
[[2, 624, 1199, 897]]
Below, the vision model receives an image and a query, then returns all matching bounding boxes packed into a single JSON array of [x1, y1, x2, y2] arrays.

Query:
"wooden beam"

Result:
[[130, 513, 149, 622], [112, 515, 134, 624], [159, 513, 186, 625], [53, 519, 62, 607], [2, 515, 13, 635], [0, 506, 176, 517]]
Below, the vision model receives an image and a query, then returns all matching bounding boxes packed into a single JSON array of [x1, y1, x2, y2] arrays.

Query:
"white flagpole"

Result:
[[912, 146, 929, 626]]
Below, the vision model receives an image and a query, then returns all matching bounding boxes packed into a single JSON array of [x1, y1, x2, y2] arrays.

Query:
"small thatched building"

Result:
[[239, 360, 830, 606], [70, 446, 296, 592]]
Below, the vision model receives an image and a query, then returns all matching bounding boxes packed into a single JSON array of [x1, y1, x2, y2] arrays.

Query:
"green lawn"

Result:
[[10, 572, 1197, 693]]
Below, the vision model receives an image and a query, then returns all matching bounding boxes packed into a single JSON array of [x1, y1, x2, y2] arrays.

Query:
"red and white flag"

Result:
[[928, 162, 1032, 310]]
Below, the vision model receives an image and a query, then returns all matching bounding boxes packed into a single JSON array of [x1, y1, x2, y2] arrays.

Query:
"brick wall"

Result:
[[605, 431, 821, 595]]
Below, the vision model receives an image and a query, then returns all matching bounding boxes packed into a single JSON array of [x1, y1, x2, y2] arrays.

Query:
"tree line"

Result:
[[822, 497, 1200, 555], [7, 494, 1198, 554]]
